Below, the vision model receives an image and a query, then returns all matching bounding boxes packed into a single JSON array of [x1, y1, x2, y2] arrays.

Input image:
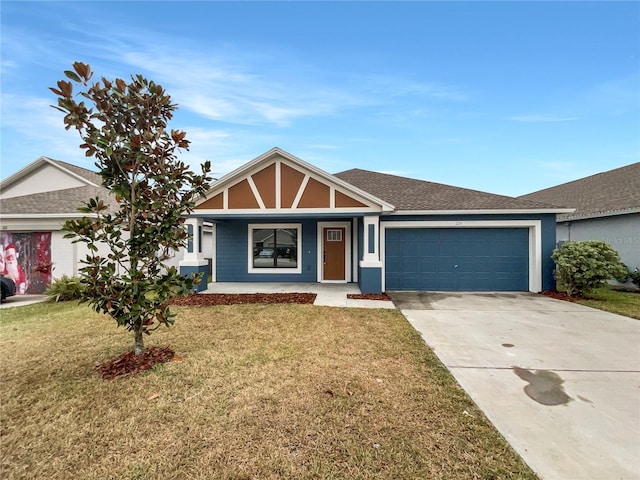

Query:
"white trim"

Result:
[[317, 221, 352, 283], [223, 189, 228, 209], [387, 208, 574, 215], [352, 217, 358, 283], [380, 220, 543, 293], [329, 186, 335, 208], [0, 156, 101, 191], [275, 160, 282, 209], [246, 176, 266, 209], [360, 260, 383, 268], [248, 223, 302, 274], [362, 215, 380, 263], [291, 175, 310, 209], [193, 207, 379, 216], [183, 218, 205, 262], [210, 223, 217, 282]]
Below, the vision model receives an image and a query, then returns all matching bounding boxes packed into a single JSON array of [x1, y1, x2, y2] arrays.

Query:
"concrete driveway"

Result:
[[391, 292, 640, 480]]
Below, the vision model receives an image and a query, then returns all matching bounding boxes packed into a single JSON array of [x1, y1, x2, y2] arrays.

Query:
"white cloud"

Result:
[[0, 93, 94, 174], [117, 51, 368, 127]]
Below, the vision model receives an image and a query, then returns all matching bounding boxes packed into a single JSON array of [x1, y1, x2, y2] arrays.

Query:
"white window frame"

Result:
[[248, 223, 302, 274]]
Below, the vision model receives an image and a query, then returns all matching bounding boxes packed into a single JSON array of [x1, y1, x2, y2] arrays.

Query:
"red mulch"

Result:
[[347, 293, 392, 301], [95, 346, 178, 380], [541, 291, 580, 302], [171, 292, 317, 306]]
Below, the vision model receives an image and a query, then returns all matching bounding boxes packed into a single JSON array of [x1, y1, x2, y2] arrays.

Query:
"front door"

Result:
[[323, 227, 346, 280]]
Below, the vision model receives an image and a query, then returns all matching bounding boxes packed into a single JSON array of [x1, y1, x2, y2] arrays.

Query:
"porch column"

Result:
[[359, 215, 383, 293], [179, 217, 209, 292]]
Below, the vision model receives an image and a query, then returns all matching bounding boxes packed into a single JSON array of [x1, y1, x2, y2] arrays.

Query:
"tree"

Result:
[[551, 241, 628, 297], [51, 62, 212, 354]]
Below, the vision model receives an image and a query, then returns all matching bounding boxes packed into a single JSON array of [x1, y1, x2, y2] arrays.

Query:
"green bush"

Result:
[[46, 275, 86, 302], [630, 270, 640, 289], [551, 241, 628, 297]]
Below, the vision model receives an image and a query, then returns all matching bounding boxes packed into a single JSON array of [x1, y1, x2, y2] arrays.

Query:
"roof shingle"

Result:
[[334, 168, 558, 211], [0, 186, 117, 215], [49, 158, 102, 185], [519, 162, 640, 220]]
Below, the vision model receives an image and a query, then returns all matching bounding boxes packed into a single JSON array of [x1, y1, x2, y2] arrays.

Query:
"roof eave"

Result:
[[558, 207, 640, 222], [0, 156, 101, 191], [0, 213, 98, 219], [386, 208, 576, 216]]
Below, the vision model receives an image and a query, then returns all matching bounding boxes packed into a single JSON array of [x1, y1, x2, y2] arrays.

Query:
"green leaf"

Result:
[[144, 290, 159, 301], [64, 70, 82, 82]]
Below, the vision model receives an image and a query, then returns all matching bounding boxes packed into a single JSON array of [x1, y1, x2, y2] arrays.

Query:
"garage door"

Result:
[[385, 228, 529, 291]]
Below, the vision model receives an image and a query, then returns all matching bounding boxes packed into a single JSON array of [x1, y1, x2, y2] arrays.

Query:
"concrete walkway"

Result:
[[0, 294, 47, 309], [203, 282, 396, 309], [392, 292, 640, 480]]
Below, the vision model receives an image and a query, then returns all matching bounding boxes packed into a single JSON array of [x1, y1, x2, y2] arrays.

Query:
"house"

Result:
[[0, 156, 212, 295], [180, 147, 571, 294], [520, 163, 640, 273], [0, 157, 113, 293]]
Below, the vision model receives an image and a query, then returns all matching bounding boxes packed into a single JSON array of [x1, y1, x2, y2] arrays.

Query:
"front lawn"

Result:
[[576, 286, 640, 320], [0, 302, 536, 480]]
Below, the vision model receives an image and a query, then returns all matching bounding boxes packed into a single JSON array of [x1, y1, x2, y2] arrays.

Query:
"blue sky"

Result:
[[1, 1, 638, 196]]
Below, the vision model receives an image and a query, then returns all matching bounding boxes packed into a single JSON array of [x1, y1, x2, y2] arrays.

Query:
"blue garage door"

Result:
[[385, 228, 529, 291]]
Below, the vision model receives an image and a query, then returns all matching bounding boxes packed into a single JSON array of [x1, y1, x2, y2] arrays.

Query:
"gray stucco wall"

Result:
[[556, 213, 640, 271]]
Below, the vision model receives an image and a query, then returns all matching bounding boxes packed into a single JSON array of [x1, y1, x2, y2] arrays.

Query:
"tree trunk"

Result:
[[134, 322, 145, 355]]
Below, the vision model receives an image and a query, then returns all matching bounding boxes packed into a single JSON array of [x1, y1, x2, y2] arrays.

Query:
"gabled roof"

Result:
[[519, 162, 640, 221], [196, 147, 395, 213], [0, 156, 112, 216], [335, 168, 569, 213], [0, 156, 102, 191]]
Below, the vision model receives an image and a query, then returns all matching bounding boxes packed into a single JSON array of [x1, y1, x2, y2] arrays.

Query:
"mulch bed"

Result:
[[171, 292, 317, 307], [541, 290, 580, 302], [347, 293, 392, 301], [95, 346, 178, 380]]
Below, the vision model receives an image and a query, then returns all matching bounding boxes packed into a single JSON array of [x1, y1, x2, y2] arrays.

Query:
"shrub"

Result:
[[630, 270, 640, 289], [46, 275, 86, 302], [551, 241, 628, 297]]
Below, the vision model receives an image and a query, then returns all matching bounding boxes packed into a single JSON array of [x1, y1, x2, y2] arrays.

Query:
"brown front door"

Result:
[[323, 227, 346, 280]]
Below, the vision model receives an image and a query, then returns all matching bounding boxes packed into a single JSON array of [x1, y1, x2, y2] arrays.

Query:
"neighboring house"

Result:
[[520, 163, 640, 272], [180, 147, 571, 293], [0, 157, 113, 293], [0, 156, 214, 294]]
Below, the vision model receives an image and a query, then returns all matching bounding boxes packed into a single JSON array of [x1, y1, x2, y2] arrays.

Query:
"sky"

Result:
[[1, 1, 639, 197]]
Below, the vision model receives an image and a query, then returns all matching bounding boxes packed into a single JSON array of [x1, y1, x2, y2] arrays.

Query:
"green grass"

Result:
[[0, 302, 537, 480], [576, 286, 640, 320]]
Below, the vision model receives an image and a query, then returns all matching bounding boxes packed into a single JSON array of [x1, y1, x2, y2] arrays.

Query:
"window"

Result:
[[326, 229, 342, 242], [248, 224, 301, 273]]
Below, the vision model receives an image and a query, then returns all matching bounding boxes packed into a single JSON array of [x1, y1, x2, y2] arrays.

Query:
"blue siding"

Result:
[[386, 228, 529, 291], [360, 267, 382, 293], [180, 264, 209, 292], [216, 219, 317, 282], [540, 215, 557, 291]]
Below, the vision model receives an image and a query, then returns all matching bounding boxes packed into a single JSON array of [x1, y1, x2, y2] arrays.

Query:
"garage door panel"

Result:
[[385, 228, 529, 291]]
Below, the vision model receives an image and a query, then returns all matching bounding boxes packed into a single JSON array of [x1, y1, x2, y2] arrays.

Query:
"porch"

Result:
[[201, 282, 396, 309]]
